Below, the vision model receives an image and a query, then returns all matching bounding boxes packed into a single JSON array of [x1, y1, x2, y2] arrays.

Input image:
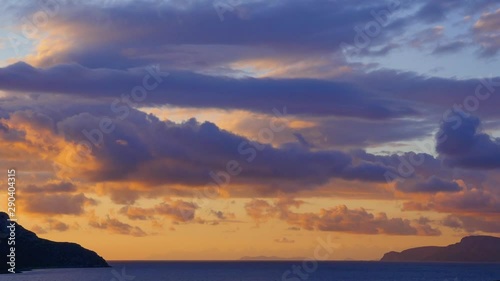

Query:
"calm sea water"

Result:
[[4, 261, 500, 281]]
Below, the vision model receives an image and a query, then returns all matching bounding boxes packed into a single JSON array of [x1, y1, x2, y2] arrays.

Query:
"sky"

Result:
[[0, 0, 499, 261]]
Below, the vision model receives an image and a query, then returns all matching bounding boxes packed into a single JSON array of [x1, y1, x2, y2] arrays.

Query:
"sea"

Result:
[[4, 261, 500, 281]]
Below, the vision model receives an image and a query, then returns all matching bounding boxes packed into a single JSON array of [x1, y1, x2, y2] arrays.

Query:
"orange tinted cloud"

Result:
[[89, 216, 147, 237], [245, 198, 441, 236], [120, 200, 198, 223], [24, 193, 97, 215]]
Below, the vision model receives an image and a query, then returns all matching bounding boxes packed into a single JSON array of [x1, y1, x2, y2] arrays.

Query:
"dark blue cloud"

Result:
[[397, 175, 461, 193], [0, 62, 417, 119], [437, 114, 500, 169], [432, 41, 467, 55], [414, 0, 456, 23], [1, 100, 400, 198], [12, 0, 410, 68]]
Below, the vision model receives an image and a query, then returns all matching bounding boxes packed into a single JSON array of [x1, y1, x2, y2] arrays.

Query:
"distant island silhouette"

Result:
[[0, 212, 108, 274], [240, 256, 306, 261], [381, 235, 500, 262]]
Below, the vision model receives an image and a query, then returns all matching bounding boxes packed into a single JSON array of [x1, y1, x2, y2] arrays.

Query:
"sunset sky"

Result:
[[0, 0, 499, 261]]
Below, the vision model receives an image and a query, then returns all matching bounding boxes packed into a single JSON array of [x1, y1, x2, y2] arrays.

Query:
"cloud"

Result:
[[244, 199, 279, 225], [356, 43, 401, 57], [155, 200, 198, 222], [11, 0, 411, 69], [8, 0, 495, 71], [412, 0, 496, 24], [433, 187, 500, 214], [352, 149, 464, 187], [432, 41, 467, 55], [274, 237, 295, 243], [473, 8, 500, 57], [31, 225, 48, 235], [106, 186, 142, 205], [0, 99, 403, 200], [89, 216, 147, 237], [414, 0, 457, 23], [1, 0, 499, 239], [24, 181, 77, 193], [0, 62, 417, 120], [297, 117, 435, 148], [210, 210, 235, 220], [401, 183, 500, 218], [401, 201, 434, 211], [119, 206, 155, 221], [46, 218, 70, 232], [340, 70, 500, 120], [27, 219, 70, 234], [4, 96, 498, 214], [409, 26, 444, 48], [120, 200, 198, 223], [284, 206, 440, 236], [3, 63, 500, 128], [24, 193, 97, 215], [0, 121, 25, 142], [437, 115, 500, 169], [397, 176, 461, 193], [245, 198, 441, 236], [442, 214, 500, 233]]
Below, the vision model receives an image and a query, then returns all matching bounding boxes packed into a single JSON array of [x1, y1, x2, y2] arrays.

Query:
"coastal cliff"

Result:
[[0, 212, 109, 273], [381, 236, 500, 262]]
